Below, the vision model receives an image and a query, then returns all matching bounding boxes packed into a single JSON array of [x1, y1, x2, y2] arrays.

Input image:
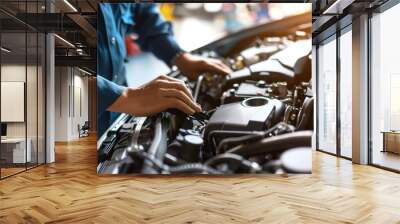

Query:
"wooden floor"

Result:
[[372, 150, 400, 171], [1, 135, 400, 224], [1, 167, 26, 178]]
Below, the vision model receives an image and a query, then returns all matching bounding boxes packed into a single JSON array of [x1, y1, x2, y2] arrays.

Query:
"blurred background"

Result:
[[125, 3, 311, 87], [160, 3, 311, 51]]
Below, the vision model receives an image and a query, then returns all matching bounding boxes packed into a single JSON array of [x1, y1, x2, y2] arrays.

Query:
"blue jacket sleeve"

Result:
[[134, 4, 182, 66], [97, 75, 125, 115]]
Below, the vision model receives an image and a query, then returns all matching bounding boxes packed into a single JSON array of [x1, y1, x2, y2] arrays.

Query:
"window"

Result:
[[339, 28, 352, 158], [317, 36, 337, 154], [370, 3, 400, 171], [0, 1, 47, 179]]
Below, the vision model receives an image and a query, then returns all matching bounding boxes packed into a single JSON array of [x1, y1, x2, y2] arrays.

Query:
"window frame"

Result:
[[367, 0, 400, 173], [315, 20, 352, 160]]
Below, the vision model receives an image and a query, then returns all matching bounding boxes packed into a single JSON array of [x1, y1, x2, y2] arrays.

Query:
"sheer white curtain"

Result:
[[317, 37, 337, 154], [339, 29, 352, 158]]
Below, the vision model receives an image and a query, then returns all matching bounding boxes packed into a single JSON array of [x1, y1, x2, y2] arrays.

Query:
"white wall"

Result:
[[1, 65, 26, 142], [1, 65, 40, 137], [1, 64, 46, 163], [55, 66, 69, 141], [72, 73, 89, 138], [54, 67, 89, 141]]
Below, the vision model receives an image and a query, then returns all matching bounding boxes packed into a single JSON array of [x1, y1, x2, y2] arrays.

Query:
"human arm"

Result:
[[133, 4, 231, 80], [107, 75, 201, 116]]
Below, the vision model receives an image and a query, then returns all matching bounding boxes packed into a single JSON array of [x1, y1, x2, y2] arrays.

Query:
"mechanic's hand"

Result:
[[108, 75, 202, 116], [175, 52, 232, 80]]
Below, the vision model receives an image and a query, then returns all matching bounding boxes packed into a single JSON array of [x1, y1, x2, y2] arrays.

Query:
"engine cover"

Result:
[[204, 97, 285, 138]]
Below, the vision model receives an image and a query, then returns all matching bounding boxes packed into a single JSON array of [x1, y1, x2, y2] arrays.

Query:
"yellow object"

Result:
[[160, 3, 175, 21]]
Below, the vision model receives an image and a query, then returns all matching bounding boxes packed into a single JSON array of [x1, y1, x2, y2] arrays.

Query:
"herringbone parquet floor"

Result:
[[1, 135, 400, 224]]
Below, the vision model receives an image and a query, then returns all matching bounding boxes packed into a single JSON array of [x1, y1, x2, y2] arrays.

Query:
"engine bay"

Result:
[[98, 18, 313, 175]]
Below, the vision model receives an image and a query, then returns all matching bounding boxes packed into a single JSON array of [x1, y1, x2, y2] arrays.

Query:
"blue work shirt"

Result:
[[97, 3, 182, 138]]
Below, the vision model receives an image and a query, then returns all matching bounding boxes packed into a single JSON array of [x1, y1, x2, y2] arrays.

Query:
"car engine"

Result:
[[98, 16, 313, 175]]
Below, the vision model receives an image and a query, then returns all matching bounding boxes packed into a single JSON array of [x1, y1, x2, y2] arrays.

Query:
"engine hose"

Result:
[[207, 130, 255, 150], [205, 153, 247, 167], [130, 148, 222, 174], [215, 122, 295, 154], [205, 153, 261, 173], [215, 133, 264, 154], [128, 148, 167, 172], [168, 163, 222, 174], [205, 153, 262, 173], [227, 130, 312, 157]]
